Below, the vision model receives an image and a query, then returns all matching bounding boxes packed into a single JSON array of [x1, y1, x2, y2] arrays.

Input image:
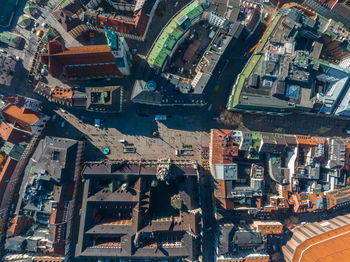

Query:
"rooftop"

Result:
[[147, 0, 204, 69], [2, 105, 40, 126], [41, 40, 122, 78], [133, 10, 246, 106], [86, 86, 122, 112], [0, 55, 17, 87], [13, 136, 83, 255], [284, 217, 350, 262], [0, 122, 32, 144], [76, 160, 200, 260], [0, 32, 22, 48], [228, 5, 331, 112]]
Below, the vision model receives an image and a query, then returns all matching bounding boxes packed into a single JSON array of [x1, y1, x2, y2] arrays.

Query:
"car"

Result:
[[94, 119, 101, 128], [288, 226, 294, 230], [343, 128, 350, 134], [37, 29, 43, 37]]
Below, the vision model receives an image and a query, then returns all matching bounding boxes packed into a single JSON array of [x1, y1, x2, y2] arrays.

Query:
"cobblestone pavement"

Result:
[[52, 106, 210, 162]]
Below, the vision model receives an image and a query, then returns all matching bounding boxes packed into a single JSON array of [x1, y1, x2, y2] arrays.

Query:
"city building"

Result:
[[0, 122, 31, 144], [0, 32, 23, 49], [53, 0, 159, 41], [75, 159, 201, 261], [228, 3, 350, 116], [303, 0, 350, 30], [283, 213, 350, 262], [210, 129, 350, 216], [0, 157, 18, 209], [253, 221, 283, 236], [41, 27, 131, 81], [216, 221, 279, 262], [131, 0, 247, 107], [0, 55, 19, 87], [85, 86, 123, 112], [6, 137, 84, 257], [239, 0, 262, 38], [34, 83, 125, 113], [0, 96, 49, 134], [207, 0, 241, 27], [7, 215, 33, 236], [210, 129, 264, 211]]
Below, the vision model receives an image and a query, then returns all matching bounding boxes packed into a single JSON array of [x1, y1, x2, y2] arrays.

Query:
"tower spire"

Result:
[[103, 25, 118, 50]]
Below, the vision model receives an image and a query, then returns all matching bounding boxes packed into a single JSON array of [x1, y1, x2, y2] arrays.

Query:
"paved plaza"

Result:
[[53, 108, 210, 162]]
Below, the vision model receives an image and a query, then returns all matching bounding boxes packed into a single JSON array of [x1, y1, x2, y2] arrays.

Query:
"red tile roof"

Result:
[[332, 2, 350, 19], [51, 88, 73, 104], [0, 158, 17, 205], [325, 187, 350, 210], [7, 215, 33, 236], [32, 257, 64, 262], [210, 129, 239, 165], [296, 135, 326, 146], [97, 9, 149, 37], [319, 0, 339, 9], [214, 180, 234, 210], [41, 40, 122, 78], [292, 224, 350, 262], [256, 222, 283, 235], [0, 122, 31, 144], [217, 256, 270, 262], [2, 104, 40, 126], [64, 64, 122, 78], [344, 142, 350, 171], [3, 96, 26, 107]]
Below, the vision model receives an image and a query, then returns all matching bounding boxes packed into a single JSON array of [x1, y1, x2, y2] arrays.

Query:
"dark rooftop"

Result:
[[76, 160, 200, 260]]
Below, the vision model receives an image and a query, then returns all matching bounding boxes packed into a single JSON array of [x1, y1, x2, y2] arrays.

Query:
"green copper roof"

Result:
[[24, 1, 37, 15], [104, 25, 118, 50], [2, 142, 27, 161], [0, 32, 22, 48], [18, 15, 32, 28], [147, 0, 203, 69]]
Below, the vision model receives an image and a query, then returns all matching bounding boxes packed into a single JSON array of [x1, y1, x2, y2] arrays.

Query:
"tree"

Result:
[[171, 194, 183, 210]]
